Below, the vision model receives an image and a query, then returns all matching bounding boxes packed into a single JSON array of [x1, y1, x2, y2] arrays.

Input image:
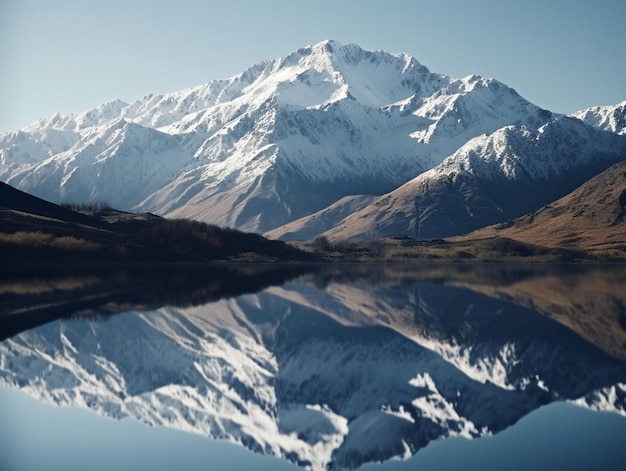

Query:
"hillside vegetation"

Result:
[[0, 182, 315, 263]]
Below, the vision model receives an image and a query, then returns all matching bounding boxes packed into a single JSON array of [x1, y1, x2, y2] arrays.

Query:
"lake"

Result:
[[1, 263, 626, 470]]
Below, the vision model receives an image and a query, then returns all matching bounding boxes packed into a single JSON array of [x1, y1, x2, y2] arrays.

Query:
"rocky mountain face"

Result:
[[278, 116, 626, 241], [1, 268, 625, 470]]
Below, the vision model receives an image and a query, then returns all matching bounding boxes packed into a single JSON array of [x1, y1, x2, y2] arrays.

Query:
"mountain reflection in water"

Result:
[[1, 263, 625, 470]]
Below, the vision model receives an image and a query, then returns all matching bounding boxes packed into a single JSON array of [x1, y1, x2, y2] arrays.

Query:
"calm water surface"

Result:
[[1, 264, 625, 470]]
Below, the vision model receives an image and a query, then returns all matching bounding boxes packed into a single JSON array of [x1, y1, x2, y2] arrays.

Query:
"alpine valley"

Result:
[[2, 40, 625, 241]]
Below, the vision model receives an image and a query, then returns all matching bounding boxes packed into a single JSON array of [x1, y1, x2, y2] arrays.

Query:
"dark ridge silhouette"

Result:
[[0, 181, 101, 226], [0, 181, 316, 263]]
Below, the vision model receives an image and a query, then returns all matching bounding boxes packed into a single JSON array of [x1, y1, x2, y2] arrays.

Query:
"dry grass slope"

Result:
[[0, 182, 316, 264], [453, 161, 626, 260]]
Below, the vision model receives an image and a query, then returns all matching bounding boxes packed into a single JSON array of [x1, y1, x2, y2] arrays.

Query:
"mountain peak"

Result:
[[312, 38, 343, 52], [289, 39, 348, 59], [572, 100, 626, 135], [3, 41, 624, 236]]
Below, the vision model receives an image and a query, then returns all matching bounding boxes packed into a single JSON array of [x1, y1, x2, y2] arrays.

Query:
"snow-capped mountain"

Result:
[[270, 115, 626, 240], [572, 100, 626, 135], [1, 40, 559, 233], [1, 269, 625, 470], [5, 119, 191, 209]]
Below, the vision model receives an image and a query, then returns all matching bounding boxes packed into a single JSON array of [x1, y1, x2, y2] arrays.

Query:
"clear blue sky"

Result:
[[1, 0, 624, 133]]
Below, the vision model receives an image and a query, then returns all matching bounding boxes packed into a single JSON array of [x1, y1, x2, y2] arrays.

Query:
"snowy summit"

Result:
[[1, 40, 625, 237]]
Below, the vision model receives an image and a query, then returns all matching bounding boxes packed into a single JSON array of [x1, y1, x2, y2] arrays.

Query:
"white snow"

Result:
[[0, 40, 564, 233], [571, 100, 626, 135]]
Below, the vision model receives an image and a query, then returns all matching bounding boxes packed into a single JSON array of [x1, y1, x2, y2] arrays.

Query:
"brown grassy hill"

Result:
[[455, 161, 626, 259], [0, 182, 315, 263]]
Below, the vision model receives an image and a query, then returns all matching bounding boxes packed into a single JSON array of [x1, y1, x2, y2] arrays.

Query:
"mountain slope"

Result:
[[0, 182, 314, 263], [5, 119, 192, 209], [0, 180, 98, 225], [265, 194, 377, 241], [1, 40, 555, 233], [456, 160, 626, 255], [304, 117, 626, 241]]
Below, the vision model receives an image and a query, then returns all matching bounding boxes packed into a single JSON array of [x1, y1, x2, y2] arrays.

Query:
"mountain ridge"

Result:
[[1, 40, 570, 235], [271, 116, 626, 241], [0, 180, 315, 263], [1, 40, 624, 238]]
